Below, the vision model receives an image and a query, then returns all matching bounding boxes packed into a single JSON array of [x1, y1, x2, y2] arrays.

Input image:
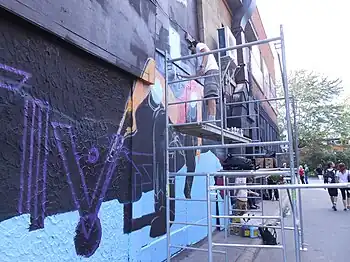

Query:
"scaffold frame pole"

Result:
[[164, 24, 315, 262]]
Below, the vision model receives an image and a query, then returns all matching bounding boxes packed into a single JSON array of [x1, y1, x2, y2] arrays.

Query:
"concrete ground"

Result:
[[172, 191, 289, 262], [254, 178, 350, 262]]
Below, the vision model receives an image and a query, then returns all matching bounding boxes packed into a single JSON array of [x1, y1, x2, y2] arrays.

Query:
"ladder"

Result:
[[163, 25, 349, 262]]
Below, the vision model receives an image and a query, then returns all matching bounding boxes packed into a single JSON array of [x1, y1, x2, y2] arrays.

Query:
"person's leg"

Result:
[[305, 175, 309, 184], [300, 176, 305, 184], [207, 99, 216, 121], [333, 190, 338, 211], [274, 189, 279, 200], [204, 70, 219, 123], [247, 197, 253, 209], [268, 189, 273, 200], [347, 190, 350, 209], [330, 196, 337, 211], [340, 189, 347, 210], [328, 189, 337, 210]]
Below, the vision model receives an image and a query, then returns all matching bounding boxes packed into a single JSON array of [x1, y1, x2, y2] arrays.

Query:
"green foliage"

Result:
[[301, 147, 350, 174], [277, 69, 350, 169]]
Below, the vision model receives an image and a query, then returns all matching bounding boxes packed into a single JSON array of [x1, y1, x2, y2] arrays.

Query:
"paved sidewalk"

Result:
[[254, 178, 350, 262], [172, 191, 290, 262]]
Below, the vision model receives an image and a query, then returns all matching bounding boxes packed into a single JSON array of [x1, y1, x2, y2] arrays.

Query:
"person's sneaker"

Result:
[[344, 208, 347, 211], [332, 206, 337, 211]]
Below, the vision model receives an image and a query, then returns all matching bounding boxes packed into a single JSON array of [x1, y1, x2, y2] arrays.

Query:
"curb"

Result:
[[235, 193, 290, 262]]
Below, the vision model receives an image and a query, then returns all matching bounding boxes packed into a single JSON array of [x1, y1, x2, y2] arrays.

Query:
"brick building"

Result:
[[0, 0, 277, 261]]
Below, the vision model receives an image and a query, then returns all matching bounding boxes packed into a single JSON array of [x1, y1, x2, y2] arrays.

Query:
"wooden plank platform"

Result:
[[173, 122, 252, 143]]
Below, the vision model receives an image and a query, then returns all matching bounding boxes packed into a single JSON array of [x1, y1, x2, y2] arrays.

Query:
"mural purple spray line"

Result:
[[18, 99, 29, 214], [27, 100, 36, 213], [0, 63, 31, 91], [51, 122, 83, 214], [15, 97, 50, 227], [87, 147, 99, 164], [84, 134, 124, 238], [42, 103, 50, 225], [122, 147, 146, 200], [68, 126, 92, 207], [51, 124, 124, 239], [90, 137, 117, 202], [34, 101, 42, 223]]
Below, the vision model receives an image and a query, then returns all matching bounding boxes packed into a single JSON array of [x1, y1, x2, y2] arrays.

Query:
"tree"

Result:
[[277, 70, 350, 169]]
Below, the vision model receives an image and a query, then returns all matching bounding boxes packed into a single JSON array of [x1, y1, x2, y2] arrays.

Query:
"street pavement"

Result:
[[254, 178, 350, 262]]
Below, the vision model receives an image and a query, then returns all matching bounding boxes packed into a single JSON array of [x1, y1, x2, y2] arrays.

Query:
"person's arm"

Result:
[[248, 190, 259, 196], [178, 43, 209, 78], [176, 73, 198, 79], [335, 171, 340, 183], [197, 43, 210, 72], [324, 171, 328, 184]]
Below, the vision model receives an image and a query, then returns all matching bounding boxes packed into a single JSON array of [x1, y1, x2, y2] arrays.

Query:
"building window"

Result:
[[251, 46, 263, 88], [262, 61, 269, 97]]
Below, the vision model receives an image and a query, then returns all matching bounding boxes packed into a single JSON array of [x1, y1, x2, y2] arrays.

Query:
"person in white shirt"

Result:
[[234, 177, 259, 214], [336, 163, 350, 211], [179, 40, 220, 123]]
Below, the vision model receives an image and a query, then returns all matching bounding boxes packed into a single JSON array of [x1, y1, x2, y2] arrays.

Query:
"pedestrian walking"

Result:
[[304, 164, 309, 184], [336, 163, 350, 211], [299, 165, 305, 184], [315, 164, 323, 181], [324, 162, 338, 211]]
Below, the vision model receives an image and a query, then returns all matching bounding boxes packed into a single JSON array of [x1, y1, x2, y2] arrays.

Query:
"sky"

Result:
[[258, 0, 350, 99]]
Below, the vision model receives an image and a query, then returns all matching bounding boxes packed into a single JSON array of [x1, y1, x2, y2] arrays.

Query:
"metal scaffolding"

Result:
[[164, 25, 349, 262]]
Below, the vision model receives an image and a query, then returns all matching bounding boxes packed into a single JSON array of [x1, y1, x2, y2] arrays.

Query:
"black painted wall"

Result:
[[0, 0, 157, 78], [0, 8, 135, 257], [0, 3, 200, 258]]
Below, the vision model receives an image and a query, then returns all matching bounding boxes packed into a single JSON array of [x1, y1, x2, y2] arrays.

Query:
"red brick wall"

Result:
[[250, 7, 277, 123], [251, 8, 276, 84]]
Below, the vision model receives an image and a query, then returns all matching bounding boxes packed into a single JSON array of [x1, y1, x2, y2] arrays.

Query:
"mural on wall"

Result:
[[0, 56, 203, 258], [122, 54, 203, 238], [0, 3, 206, 260]]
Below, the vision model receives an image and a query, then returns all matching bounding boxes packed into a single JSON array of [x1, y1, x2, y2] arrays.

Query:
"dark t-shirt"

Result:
[[316, 167, 322, 175], [324, 169, 337, 184]]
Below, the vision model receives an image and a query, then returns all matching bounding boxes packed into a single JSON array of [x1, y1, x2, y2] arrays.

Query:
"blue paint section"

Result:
[[0, 202, 129, 262], [0, 152, 221, 261]]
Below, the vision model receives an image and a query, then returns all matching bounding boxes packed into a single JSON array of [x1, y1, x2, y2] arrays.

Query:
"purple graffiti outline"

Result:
[[0, 63, 163, 238], [0, 63, 31, 91], [18, 100, 29, 214], [42, 103, 50, 224], [51, 123, 83, 214], [90, 135, 121, 203], [120, 148, 148, 201], [51, 124, 124, 239], [26, 100, 36, 212], [51, 125, 153, 239], [33, 103, 42, 223], [67, 126, 92, 207], [17, 98, 50, 226], [87, 147, 99, 164]]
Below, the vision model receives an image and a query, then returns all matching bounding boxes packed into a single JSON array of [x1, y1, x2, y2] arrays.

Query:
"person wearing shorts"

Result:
[[180, 40, 220, 122], [336, 163, 350, 211], [229, 177, 258, 235], [179, 40, 226, 162], [324, 162, 338, 211]]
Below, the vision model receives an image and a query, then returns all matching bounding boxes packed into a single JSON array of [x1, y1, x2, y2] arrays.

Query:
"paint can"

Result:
[[249, 226, 259, 238], [241, 225, 250, 237]]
